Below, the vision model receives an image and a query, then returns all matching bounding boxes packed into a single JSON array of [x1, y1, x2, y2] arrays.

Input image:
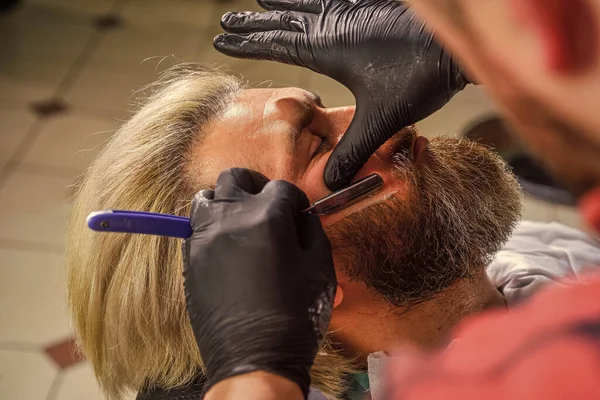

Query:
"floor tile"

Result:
[[56, 363, 137, 400], [304, 72, 355, 108], [22, 113, 116, 175], [25, 0, 116, 18], [31, 99, 70, 118], [522, 194, 557, 223], [120, 0, 214, 31], [0, 59, 70, 103], [194, 0, 264, 66], [0, 3, 93, 66], [45, 338, 84, 369], [416, 85, 499, 138], [241, 61, 312, 89], [88, 24, 200, 72], [0, 108, 36, 170], [194, 43, 249, 72], [0, 248, 71, 344], [0, 349, 58, 400], [212, 0, 264, 17], [0, 171, 73, 246], [64, 66, 161, 119]]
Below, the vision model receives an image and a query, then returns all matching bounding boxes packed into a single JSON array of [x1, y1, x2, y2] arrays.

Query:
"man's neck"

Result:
[[330, 269, 505, 366]]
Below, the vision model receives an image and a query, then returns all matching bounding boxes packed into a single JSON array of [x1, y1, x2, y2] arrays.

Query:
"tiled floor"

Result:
[[0, 0, 585, 399]]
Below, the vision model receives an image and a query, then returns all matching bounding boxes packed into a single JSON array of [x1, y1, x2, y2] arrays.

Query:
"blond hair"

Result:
[[66, 63, 356, 400]]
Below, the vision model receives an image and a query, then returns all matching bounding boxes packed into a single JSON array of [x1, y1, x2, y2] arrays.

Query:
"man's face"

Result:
[[406, 0, 600, 197], [192, 87, 521, 306]]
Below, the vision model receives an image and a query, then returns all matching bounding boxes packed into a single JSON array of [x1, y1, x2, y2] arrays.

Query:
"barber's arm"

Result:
[[183, 168, 337, 399], [214, 0, 470, 190]]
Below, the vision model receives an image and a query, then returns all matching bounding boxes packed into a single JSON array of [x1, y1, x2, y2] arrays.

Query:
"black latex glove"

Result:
[[214, 0, 470, 190], [183, 168, 336, 398]]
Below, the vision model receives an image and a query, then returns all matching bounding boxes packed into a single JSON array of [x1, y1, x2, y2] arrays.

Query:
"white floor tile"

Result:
[[0, 350, 57, 400], [212, 0, 264, 16], [56, 363, 136, 400], [305, 72, 355, 108], [0, 3, 93, 66], [0, 248, 71, 344], [0, 108, 36, 170], [88, 26, 199, 72], [22, 113, 116, 174], [0, 59, 70, 103], [195, 44, 250, 71], [25, 0, 116, 18], [64, 66, 161, 119], [120, 0, 214, 31], [241, 62, 312, 89], [0, 171, 72, 246]]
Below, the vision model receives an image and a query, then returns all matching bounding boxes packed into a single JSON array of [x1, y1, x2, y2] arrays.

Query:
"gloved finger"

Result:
[[261, 179, 311, 214], [257, 0, 324, 14], [221, 11, 307, 34], [296, 211, 336, 284], [214, 31, 303, 64], [199, 189, 215, 200], [214, 168, 270, 199], [189, 190, 216, 230], [323, 108, 399, 190]]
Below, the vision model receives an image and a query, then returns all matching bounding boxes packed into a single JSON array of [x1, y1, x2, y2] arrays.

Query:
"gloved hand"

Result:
[[183, 168, 336, 398], [214, 0, 470, 190]]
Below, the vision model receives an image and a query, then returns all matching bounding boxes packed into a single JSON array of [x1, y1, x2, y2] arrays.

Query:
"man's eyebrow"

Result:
[[306, 91, 324, 108], [287, 91, 324, 158], [289, 104, 315, 152]]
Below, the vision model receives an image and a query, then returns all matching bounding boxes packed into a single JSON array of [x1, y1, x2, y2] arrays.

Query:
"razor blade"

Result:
[[87, 173, 383, 239], [302, 173, 383, 215]]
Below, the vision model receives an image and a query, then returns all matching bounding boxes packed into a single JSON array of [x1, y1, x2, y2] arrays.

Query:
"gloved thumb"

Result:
[[261, 179, 311, 214], [324, 105, 400, 191], [214, 168, 270, 199]]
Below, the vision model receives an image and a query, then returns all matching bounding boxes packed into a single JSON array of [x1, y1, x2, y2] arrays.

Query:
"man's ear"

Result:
[[509, 0, 598, 73], [333, 285, 344, 308]]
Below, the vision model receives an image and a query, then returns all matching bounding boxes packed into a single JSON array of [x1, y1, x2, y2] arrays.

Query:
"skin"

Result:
[[192, 85, 505, 363], [205, 372, 303, 400]]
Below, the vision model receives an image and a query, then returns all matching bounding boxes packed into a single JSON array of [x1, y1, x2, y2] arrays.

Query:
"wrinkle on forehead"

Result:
[[220, 102, 255, 123], [263, 90, 278, 128]]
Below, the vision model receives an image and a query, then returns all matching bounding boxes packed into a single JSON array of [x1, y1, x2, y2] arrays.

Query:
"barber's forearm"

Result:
[[204, 371, 304, 400]]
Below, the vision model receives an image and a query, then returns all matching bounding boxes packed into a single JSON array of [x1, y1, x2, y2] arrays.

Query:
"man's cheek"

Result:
[[297, 158, 332, 203]]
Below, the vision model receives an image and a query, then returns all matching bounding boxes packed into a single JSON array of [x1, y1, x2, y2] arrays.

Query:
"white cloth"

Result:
[[487, 220, 600, 306], [366, 220, 600, 400]]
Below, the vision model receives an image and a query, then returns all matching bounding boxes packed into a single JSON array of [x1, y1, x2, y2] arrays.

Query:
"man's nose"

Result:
[[322, 106, 355, 145]]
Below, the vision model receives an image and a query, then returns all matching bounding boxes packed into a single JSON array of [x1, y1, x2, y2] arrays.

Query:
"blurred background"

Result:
[[0, 0, 585, 399]]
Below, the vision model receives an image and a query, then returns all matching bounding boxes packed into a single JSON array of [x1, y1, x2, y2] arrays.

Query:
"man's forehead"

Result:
[[231, 87, 322, 106], [195, 87, 321, 185]]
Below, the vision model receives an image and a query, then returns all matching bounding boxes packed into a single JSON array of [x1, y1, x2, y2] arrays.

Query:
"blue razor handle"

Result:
[[87, 210, 193, 239]]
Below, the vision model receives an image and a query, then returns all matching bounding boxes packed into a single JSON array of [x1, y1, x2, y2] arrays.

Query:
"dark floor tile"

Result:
[[31, 99, 69, 117], [93, 14, 123, 31], [45, 337, 85, 369]]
